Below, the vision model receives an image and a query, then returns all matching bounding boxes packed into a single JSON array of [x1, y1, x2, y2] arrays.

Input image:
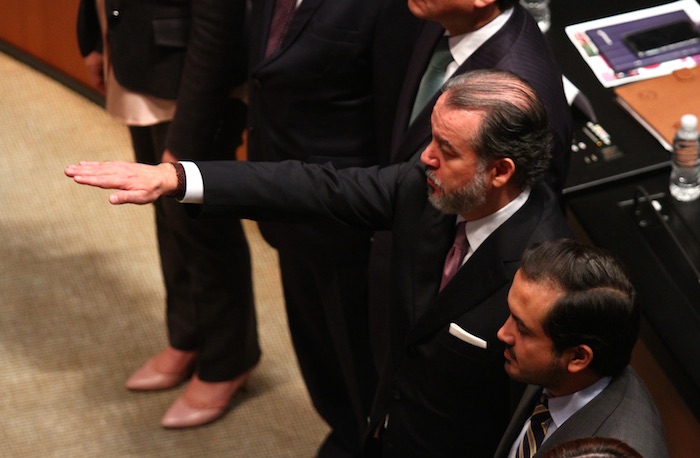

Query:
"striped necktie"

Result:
[[517, 395, 552, 458]]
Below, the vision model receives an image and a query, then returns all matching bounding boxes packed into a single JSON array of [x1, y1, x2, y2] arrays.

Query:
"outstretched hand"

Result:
[[64, 161, 178, 205]]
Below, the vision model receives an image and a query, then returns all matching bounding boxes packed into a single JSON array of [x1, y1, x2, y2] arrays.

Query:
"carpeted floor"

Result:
[[0, 51, 327, 457]]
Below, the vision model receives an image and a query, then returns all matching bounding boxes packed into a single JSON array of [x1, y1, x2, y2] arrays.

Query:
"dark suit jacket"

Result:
[[391, 5, 572, 192], [367, 5, 573, 371], [76, 0, 247, 160], [245, 0, 420, 254], [188, 152, 573, 456], [494, 367, 669, 458]]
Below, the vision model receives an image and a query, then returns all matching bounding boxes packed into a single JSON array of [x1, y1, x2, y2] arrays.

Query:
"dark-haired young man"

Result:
[[494, 239, 669, 458]]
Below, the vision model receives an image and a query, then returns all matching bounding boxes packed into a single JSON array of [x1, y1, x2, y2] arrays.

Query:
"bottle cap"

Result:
[[681, 114, 698, 131]]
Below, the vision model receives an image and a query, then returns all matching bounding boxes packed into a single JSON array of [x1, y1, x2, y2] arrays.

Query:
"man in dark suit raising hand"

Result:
[[66, 69, 572, 456]]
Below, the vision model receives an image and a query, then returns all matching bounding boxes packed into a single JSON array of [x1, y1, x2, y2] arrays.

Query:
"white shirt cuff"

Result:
[[178, 161, 204, 204]]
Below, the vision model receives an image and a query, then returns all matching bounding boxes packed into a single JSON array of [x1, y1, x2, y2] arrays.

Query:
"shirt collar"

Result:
[[544, 376, 613, 430], [445, 7, 513, 71], [456, 187, 530, 262]]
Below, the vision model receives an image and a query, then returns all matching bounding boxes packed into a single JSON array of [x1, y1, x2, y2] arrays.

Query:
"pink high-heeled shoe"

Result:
[[160, 369, 252, 428], [125, 348, 196, 391]]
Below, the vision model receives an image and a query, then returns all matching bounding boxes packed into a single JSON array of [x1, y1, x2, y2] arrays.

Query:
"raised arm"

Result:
[[66, 155, 418, 230]]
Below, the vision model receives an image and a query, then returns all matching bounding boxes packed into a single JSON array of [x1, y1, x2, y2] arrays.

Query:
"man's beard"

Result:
[[426, 166, 487, 215], [504, 345, 569, 391]]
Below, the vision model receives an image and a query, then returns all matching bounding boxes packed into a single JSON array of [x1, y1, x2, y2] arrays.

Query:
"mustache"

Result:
[[425, 168, 442, 187]]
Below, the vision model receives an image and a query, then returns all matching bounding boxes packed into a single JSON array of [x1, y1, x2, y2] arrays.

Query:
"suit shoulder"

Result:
[[528, 185, 573, 240], [598, 368, 670, 458]]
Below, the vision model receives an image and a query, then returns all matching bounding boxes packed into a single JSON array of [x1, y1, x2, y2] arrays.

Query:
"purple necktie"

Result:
[[265, 0, 297, 58], [440, 221, 468, 291]]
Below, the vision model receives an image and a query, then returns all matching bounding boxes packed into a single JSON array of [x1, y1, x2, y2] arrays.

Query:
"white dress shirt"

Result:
[[443, 7, 514, 82], [457, 187, 531, 265]]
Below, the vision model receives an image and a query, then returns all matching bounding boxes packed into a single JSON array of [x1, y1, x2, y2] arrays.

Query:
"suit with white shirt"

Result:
[[245, 0, 420, 454], [180, 150, 573, 457], [390, 5, 572, 190], [493, 366, 669, 458], [368, 5, 574, 374]]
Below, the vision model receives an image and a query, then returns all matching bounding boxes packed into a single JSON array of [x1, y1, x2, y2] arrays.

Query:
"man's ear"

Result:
[[489, 158, 515, 188], [565, 345, 594, 374]]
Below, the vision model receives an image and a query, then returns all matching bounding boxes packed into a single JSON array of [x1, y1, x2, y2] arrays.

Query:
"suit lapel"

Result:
[[250, 0, 275, 64], [407, 227, 511, 344], [496, 370, 630, 458], [412, 7, 523, 122], [411, 203, 454, 321], [536, 369, 630, 456], [390, 22, 443, 159], [390, 8, 525, 163], [494, 385, 543, 458], [276, 0, 324, 56], [406, 187, 545, 345], [253, 0, 324, 65], [462, 5, 524, 72]]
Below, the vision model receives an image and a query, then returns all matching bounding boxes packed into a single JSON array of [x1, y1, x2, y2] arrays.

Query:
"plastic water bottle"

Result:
[[520, 0, 551, 33], [670, 114, 700, 202]]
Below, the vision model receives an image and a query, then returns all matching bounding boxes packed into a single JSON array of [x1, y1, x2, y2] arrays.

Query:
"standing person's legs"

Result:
[[126, 100, 261, 428], [125, 122, 199, 391], [158, 185, 259, 428], [277, 241, 376, 458]]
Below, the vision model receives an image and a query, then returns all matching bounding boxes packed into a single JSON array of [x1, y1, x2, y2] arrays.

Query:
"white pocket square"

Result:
[[448, 323, 487, 349]]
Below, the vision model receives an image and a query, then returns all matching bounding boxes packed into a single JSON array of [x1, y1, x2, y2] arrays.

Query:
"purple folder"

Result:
[[586, 10, 700, 74]]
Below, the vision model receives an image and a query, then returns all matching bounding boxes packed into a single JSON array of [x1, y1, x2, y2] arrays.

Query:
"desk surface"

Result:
[[557, 0, 700, 425], [567, 170, 700, 420], [548, 0, 682, 195]]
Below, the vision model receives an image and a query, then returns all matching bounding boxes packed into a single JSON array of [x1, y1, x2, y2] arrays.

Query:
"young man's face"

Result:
[[497, 270, 569, 390]]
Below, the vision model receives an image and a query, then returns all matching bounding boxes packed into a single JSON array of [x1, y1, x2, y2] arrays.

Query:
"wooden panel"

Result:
[[0, 0, 91, 87], [632, 339, 700, 458]]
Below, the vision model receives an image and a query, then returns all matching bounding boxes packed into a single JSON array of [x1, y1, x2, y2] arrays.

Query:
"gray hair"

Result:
[[442, 69, 552, 189]]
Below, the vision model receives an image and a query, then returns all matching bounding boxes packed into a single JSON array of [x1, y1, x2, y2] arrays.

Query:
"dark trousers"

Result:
[[127, 102, 260, 381], [273, 235, 377, 458]]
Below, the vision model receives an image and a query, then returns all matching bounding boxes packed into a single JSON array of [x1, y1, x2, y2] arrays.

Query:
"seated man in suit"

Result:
[[494, 239, 669, 458], [66, 69, 572, 456]]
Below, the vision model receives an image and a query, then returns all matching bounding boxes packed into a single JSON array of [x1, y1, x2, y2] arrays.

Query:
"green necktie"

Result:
[[410, 36, 453, 124]]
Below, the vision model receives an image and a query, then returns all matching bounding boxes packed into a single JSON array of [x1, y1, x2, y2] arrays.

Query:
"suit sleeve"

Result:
[[188, 159, 415, 230], [370, 0, 421, 165], [76, 0, 102, 57], [165, 0, 248, 161]]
